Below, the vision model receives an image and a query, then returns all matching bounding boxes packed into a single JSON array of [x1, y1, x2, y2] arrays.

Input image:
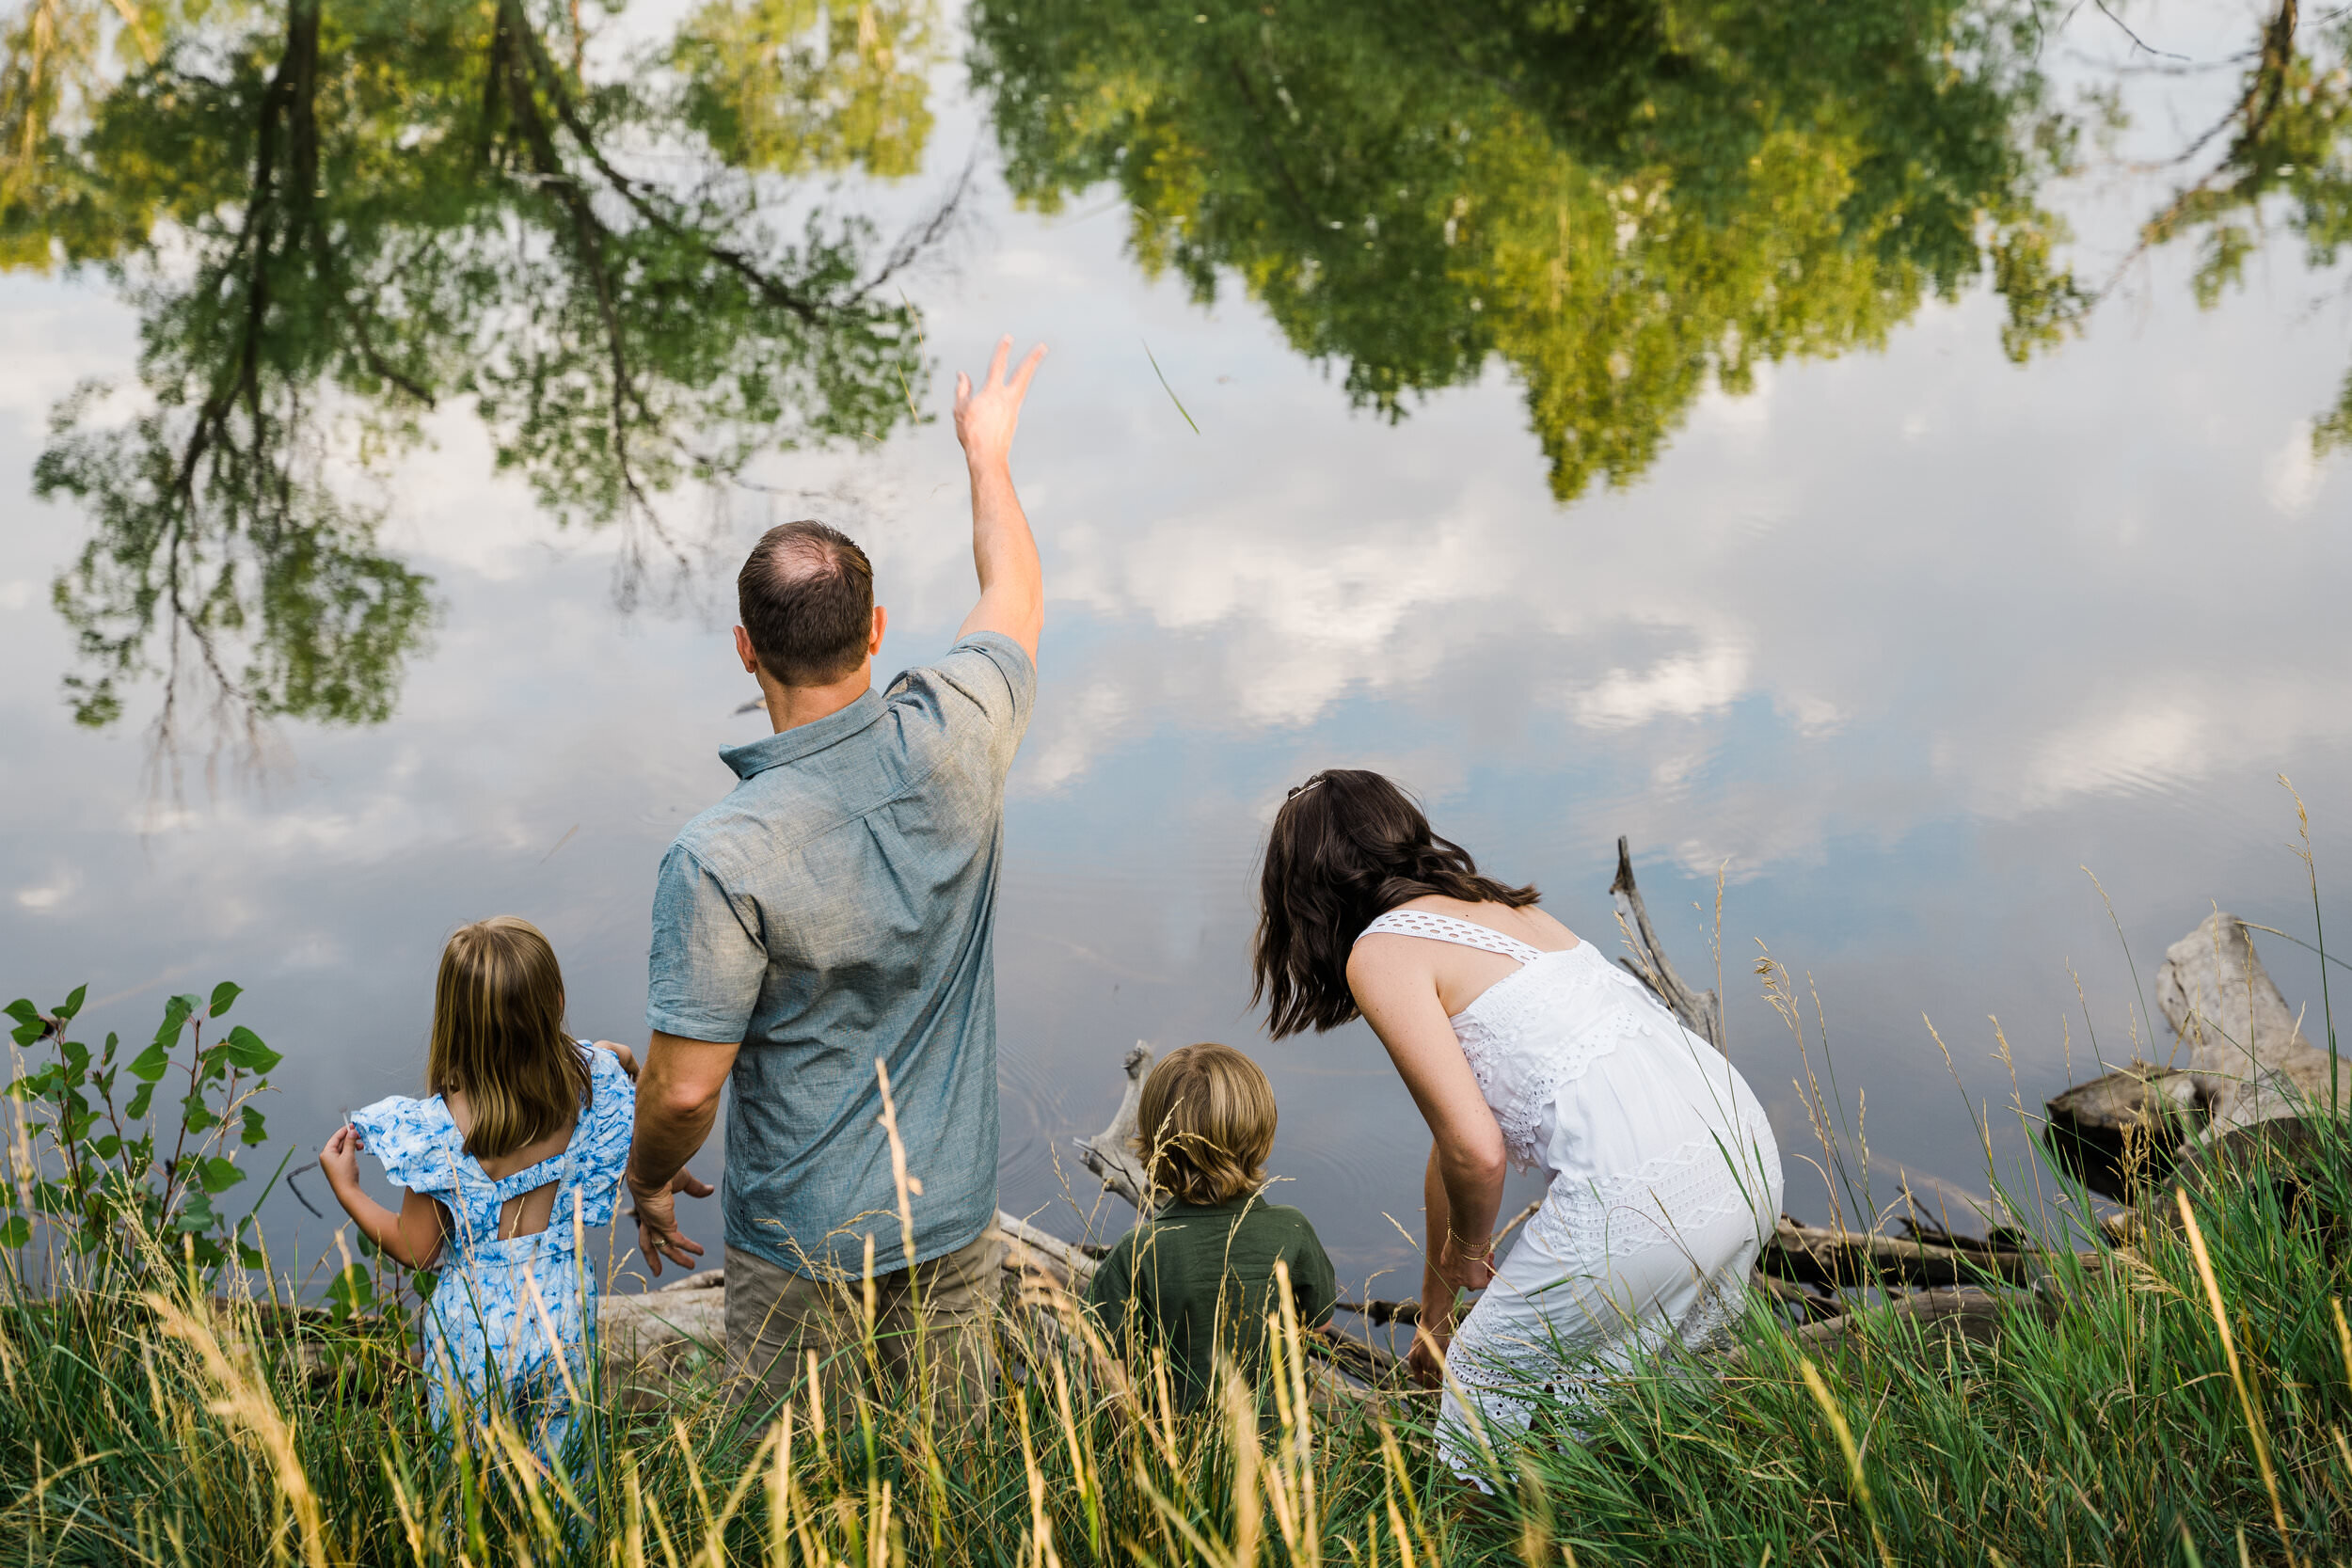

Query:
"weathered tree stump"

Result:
[[2042, 911, 2347, 1198]]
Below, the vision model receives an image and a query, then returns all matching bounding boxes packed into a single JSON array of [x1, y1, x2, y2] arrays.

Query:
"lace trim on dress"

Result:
[[1449, 946, 1669, 1168], [1455, 1003, 1654, 1168], [1357, 909, 1546, 964]]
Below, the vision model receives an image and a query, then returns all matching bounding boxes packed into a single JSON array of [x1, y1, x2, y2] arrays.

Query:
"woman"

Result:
[[1253, 770, 1781, 1470]]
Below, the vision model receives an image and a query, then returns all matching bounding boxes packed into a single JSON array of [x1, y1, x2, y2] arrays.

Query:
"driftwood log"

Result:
[[1610, 836, 1724, 1050], [1073, 1043, 1156, 1209], [2043, 911, 2347, 1197]]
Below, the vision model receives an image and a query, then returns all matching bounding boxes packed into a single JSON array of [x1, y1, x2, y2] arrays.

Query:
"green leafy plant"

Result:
[[3, 980, 286, 1275]]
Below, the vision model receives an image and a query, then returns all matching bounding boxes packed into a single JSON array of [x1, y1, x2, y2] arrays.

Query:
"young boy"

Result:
[[1084, 1042, 1338, 1412]]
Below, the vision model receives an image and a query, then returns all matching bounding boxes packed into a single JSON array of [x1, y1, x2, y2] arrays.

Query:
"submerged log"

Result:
[[1761, 1217, 2057, 1291], [1783, 1284, 2061, 1359], [1751, 1268, 1842, 1323], [2043, 1064, 2201, 1197]]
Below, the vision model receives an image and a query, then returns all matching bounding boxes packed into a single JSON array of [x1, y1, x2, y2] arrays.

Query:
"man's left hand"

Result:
[[629, 1165, 716, 1277]]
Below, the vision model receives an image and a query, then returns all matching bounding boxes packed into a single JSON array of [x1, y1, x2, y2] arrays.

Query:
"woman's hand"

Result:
[[1437, 1230, 1497, 1293], [320, 1124, 363, 1197], [1406, 1319, 1453, 1389], [594, 1040, 640, 1080]]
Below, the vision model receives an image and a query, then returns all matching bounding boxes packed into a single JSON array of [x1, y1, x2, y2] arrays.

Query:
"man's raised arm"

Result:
[[953, 336, 1047, 662]]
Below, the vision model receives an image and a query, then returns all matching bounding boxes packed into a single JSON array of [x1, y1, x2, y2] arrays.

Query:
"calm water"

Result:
[[4, 0, 2350, 1298]]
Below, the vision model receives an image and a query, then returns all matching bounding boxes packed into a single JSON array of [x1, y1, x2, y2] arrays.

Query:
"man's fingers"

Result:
[[1009, 343, 1047, 396], [954, 370, 971, 406], [986, 334, 1011, 388]]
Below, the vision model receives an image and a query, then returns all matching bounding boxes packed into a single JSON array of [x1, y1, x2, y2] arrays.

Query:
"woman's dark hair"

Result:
[[1251, 769, 1539, 1038]]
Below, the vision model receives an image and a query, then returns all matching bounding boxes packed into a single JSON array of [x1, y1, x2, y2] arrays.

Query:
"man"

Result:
[[627, 336, 1047, 1420]]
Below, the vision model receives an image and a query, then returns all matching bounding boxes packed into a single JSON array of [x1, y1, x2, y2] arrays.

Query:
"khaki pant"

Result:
[[723, 1230, 1002, 1430]]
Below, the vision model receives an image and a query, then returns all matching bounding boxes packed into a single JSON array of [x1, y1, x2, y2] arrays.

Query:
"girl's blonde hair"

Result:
[[1134, 1043, 1278, 1207], [428, 917, 592, 1161]]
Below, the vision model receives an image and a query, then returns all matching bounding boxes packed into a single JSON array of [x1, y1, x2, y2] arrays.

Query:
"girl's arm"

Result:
[[319, 1124, 445, 1270]]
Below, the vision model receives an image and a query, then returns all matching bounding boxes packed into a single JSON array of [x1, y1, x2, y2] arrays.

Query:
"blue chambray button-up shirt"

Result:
[[646, 631, 1035, 1278]]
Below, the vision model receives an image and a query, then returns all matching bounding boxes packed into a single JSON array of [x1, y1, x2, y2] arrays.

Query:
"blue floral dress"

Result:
[[352, 1046, 634, 1459]]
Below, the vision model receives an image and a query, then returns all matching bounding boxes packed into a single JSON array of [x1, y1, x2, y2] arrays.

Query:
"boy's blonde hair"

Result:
[[1134, 1043, 1277, 1206], [427, 916, 592, 1162]]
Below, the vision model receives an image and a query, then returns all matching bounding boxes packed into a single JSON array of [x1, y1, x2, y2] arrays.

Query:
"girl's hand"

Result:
[[320, 1124, 363, 1196], [1437, 1231, 1497, 1293], [594, 1040, 640, 1080]]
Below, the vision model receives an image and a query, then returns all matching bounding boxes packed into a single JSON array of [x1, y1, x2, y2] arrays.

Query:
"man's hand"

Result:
[[951, 336, 1048, 660], [627, 1032, 738, 1276], [629, 1164, 716, 1277], [953, 336, 1046, 471]]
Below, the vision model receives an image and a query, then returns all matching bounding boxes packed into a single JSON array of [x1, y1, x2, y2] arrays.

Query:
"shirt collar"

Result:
[[1160, 1193, 1264, 1219], [719, 688, 887, 780]]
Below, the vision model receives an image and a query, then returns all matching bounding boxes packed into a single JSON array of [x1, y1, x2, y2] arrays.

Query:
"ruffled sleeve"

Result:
[[350, 1094, 464, 1203], [563, 1047, 638, 1228]]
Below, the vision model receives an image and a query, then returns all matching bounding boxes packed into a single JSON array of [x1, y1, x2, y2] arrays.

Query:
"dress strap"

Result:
[[1357, 910, 1545, 964]]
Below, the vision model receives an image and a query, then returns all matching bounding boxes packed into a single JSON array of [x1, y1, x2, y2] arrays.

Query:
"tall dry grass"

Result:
[[5, 1098, 2352, 1566]]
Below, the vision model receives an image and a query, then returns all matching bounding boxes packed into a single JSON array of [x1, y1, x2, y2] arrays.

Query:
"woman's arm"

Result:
[[1420, 1148, 1456, 1324], [1347, 945, 1506, 1380], [319, 1124, 445, 1270]]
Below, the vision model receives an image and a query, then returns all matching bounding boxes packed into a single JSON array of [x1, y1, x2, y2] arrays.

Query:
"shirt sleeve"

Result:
[[645, 841, 765, 1043], [1291, 1222, 1339, 1330], [350, 1096, 460, 1203], [888, 631, 1037, 786]]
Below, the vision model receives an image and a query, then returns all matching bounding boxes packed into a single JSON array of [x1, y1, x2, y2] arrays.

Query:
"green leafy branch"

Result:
[[3, 979, 286, 1276]]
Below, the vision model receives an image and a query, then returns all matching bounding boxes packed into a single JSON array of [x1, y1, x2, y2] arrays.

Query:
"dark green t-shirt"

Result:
[[1083, 1195, 1338, 1412]]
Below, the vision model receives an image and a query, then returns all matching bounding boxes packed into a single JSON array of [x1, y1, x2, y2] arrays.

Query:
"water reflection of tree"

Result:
[[2116, 0, 2352, 455], [1, 0, 943, 746], [970, 0, 2086, 504]]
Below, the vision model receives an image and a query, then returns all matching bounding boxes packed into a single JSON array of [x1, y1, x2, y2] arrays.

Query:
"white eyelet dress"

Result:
[[1356, 911, 1783, 1474]]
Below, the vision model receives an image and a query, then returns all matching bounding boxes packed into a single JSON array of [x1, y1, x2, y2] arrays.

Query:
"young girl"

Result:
[[320, 917, 638, 1460]]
